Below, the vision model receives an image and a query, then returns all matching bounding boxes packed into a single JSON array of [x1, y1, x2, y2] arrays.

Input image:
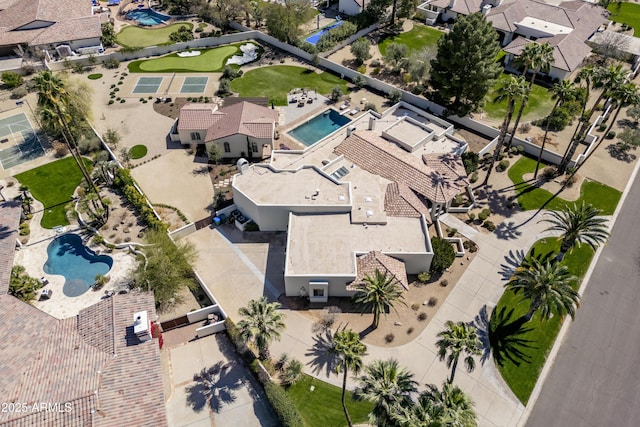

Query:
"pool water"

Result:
[[43, 234, 113, 297], [305, 21, 344, 45], [126, 8, 170, 26], [288, 109, 351, 147]]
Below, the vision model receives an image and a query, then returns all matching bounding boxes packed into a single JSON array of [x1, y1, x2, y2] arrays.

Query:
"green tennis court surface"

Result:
[[133, 76, 163, 94], [181, 76, 208, 93]]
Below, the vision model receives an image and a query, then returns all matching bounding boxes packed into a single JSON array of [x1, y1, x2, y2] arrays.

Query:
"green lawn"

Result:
[[116, 22, 193, 48], [15, 157, 92, 229], [607, 2, 640, 35], [484, 74, 554, 121], [493, 238, 594, 404], [129, 144, 148, 159], [230, 65, 349, 106], [378, 24, 444, 56], [507, 156, 621, 214], [128, 44, 250, 73], [286, 375, 373, 427]]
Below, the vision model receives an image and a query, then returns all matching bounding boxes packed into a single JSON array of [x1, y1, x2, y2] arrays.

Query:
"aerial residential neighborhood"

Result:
[[0, 0, 639, 425]]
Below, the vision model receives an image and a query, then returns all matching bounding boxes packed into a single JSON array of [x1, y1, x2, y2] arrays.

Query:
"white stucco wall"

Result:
[[339, 0, 363, 16]]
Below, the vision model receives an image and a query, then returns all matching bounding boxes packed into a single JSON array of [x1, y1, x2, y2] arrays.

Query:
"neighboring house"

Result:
[[0, 0, 105, 58], [0, 201, 167, 427], [339, 0, 368, 16], [418, 0, 608, 80], [175, 101, 279, 160], [232, 102, 474, 302]]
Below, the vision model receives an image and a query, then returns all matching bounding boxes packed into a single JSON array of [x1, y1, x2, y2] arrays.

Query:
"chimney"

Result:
[[237, 158, 249, 174], [346, 125, 357, 136], [482, 4, 492, 15], [449, 0, 455, 8], [368, 117, 376, 131]]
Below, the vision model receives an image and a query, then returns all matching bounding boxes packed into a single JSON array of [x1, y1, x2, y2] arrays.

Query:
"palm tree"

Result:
[[508, 42, 555, 146], [482, 75, 529, 186], [353, 268, 406, 329], [354, 359, 418, 427], [331, 329, 367, 427], [436, 321, 482, 384], [534, 79, 577, 178], [506, 254, 579, 321], [237, 297, 285, 360], [541, 202, 610, 261], [559, 64, 628, 174], [422, 382, 477, 427]]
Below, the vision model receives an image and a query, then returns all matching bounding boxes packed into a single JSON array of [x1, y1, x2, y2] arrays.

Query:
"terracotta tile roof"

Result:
[[0, 0, 91, 30], [384, 182, 432, 223], [77, 297, 115, 355], [178, 101, 277, 141], [334, 131, 468, 204], [347, 251, 409, 291], [421, 153, 469, 203], [0, 200, 20, 296], [29, 15, 102, 46], [2, 396, 96, 427], [450, 0, 482, 15]]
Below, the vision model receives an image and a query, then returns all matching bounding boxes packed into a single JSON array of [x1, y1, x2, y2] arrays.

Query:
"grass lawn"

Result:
[[607, 2, 640, 35], [116, 22, 193, 48], [15, 157, 92, 229], [493, 238, 594, 404], [129, 144, 148, 159], [230, 65, 349, 106], [128, 44, 252, 73], [286, 375, 373, 427], [484, 74, 554, 121], [507, 156, 621, 214], [378, 24, 444, 56]]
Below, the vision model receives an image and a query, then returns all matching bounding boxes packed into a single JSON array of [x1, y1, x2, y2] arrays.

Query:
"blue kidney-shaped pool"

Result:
[[43, 234, 113, 297]]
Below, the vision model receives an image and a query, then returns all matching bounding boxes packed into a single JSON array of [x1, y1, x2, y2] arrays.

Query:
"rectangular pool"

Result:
[[288, 109, 351, 147], [305, 21, 344, 45]]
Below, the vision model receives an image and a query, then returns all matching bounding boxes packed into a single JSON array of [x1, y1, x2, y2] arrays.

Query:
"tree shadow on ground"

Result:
[[606, 143, 637, 163], [473, 184, 520, 218], [186, 360, 244, 413], [498, 249, 526, 281], [305, 330, 337, 377], [488, 305, 536, 368], [494, 221, 524, 240], [472, 305, 492, 364], [192, 165, 210, 176]]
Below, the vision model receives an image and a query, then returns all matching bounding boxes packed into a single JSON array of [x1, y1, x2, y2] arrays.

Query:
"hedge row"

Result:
[[113, 169, 165, 230]]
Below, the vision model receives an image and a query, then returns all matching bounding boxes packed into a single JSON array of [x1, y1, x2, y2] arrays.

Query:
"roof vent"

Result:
[[237, 158, 249, 174]]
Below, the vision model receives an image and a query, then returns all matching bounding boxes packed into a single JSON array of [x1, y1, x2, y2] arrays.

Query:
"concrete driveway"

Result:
[[131, 150, 214, 222], [164, 332, 278, 427]]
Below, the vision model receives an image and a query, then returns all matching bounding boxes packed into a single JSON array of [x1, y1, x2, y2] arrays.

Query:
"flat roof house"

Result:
[[232, 102, 473, 302], [0, 201, 167, 427], [176, 101, 279, 160], [0, 0, 104, 58], [418, 0, 607, 80]]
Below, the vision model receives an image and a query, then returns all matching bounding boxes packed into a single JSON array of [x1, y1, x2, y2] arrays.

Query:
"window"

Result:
[[313, 289, 324, 297], [251, 142, 258, 153], [190, 132, 201, 141], [223, 142, 230, 153]]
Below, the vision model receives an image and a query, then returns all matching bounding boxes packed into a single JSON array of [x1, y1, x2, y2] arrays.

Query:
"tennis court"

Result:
[[133, 76, 164, 94], [180, 76, 208, 93], [0, 113, 44, 169]]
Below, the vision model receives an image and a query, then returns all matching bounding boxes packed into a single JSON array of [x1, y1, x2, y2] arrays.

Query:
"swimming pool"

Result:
[[305, 21, 344, 45], [43, 234, 113, 297], [288, 109, 351, 147], [126, 8, 170, 26]]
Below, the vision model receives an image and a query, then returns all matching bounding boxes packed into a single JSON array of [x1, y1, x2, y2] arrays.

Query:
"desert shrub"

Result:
[[461, 151, 479, 174], [169, 25, 194, 43], [542, 166, 557, 179], [19, 223, 30, 236], [418, 271, 431, 283], [497, 159, 510, 172], [407, 327, 414, 334], [370, 59, 380, 67], [2, 71, 23, 88], [598, 123, 607, 132], [418, 312, 427, 321], [463, 240, 478, 253], [477, 208, 491, 222], [430, 237, 455, 274], [469, 171, 478, 183], [387, 89, 402, 104], [263, 382, 304, 427], [483, 220, 496, 231], [446, 227, 457, 237], [385, 333, 395, 343], [440, 279, 449, 287], [427, 297, 438, 307], [519, 123, 531, 133], [467, 212, 476, 222], [52, 141, 69, 157], [606, 131, 616, 139], [357, 64, 367, 74], [10, 87, 27, 99], [222, 65, 243, 80], [217, 78, 232, 97], [353, 75, 366, 88], [364, 102, 378, 113], [103, 57, 120, 69], [411, 303, 420, 311]]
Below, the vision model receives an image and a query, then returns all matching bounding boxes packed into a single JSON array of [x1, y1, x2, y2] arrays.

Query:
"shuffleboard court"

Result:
[[180, 76, 208, 93], [0, 112, 44, 169], [133, 76, 163, 94]]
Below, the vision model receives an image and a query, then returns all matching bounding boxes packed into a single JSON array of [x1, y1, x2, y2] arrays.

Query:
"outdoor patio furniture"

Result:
[[40, 289, 53, 300], [39, 277, 49, 286]]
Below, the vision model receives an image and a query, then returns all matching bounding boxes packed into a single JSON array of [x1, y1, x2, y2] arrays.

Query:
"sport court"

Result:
[[0, 112, 44, 169], [180, 76, 208, 93], [133, 76, 164, 94]]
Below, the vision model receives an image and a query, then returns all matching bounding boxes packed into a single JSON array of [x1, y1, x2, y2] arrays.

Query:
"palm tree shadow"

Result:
[[472, 305, 492, 364], [186, 361, 244, 413], [495, 221, 524, 240], [499, 249, 526, 281], [488, 305, 537, 368], [305, 330, 337, 377]]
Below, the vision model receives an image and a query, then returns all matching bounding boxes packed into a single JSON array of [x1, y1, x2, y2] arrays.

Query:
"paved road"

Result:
[[526, 170, 640, 426]]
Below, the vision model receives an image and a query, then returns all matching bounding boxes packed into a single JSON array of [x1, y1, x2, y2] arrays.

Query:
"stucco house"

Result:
[[418, 0, 608, 80], [0, 0, 105, 59], [232, 102, 474, 302], [175, 101, 279, 160]]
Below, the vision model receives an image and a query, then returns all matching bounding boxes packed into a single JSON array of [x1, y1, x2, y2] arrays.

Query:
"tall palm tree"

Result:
[[534, 80, 577, 178], [436, 321, 482, 384], [353, 268, 406, 329], [331, 329, 367, 427], [508, 42, 555, 146], [559, 64, 628, 174], [541, 202, 610, 261], [483, 75, 529, 186], [422, 382, 477, 427], [354, 359, 418, 427], [237, 297, 285, 360], [506, 254, 579, 321]]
